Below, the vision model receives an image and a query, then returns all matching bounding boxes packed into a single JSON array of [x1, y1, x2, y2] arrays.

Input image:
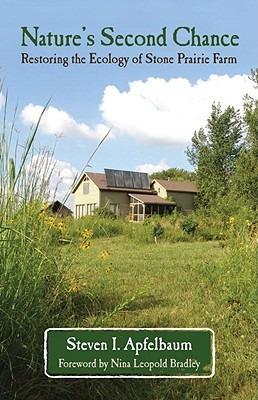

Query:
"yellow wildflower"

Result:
[[39, 210, 46, 219], [44, 216, 55, 226], [80, 241, 91, 250], [81, 228, 93, 240], [228, 216, 235, 225], [57, 221, 67, 234], [100, 250, 110, 260], [106, 266, 113, 273]]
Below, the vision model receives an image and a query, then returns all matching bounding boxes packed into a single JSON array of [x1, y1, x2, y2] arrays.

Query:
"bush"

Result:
[[181, 217, 199, 235], [152, 222, 164, 239]]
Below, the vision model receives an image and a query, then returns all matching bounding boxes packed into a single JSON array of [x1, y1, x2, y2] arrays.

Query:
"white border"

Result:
[[44, 328, 215, 379]]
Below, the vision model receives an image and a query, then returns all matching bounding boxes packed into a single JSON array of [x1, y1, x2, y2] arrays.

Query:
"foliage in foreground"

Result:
[[0, 95, 88, 399]]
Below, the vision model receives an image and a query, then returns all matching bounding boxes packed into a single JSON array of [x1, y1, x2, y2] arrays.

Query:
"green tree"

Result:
[[150, 167, 195, 181], [232, 69, 258, 207], [186, 103, 243, 207]]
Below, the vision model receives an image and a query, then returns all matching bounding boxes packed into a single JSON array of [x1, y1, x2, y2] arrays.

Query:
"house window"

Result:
[[83, 181, 89, 194], [75, 204, 85, 218], [86, 203, 97, 215]]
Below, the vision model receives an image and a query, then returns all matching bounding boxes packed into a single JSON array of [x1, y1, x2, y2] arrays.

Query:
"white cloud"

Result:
[[20, 74, 257, 146], [21, 104, 109, 140], [28, 154, 78, 205], [0, 92, 5, 109], [100, 74, 257, 144], [135, 161, 170, 174]]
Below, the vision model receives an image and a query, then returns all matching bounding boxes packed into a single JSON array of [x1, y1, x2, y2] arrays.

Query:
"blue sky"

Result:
[[1, 0, 258, 199]]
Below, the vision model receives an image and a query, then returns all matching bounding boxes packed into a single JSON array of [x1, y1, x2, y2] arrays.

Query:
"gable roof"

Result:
[[87, 172, 108, 190], [72, 172, 155, 194], [45, 200, 73, 215], [129, 193, 176, 205], [153, 179, 198, 193]]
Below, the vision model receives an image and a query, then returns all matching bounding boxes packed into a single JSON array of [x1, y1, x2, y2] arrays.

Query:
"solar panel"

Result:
[[114, 170, 124, 187], [132, 172, 142, 188], [105, 169, 150, 189], [105, 169, 116, 187], [140, 173, 150, 189], [123, 171, 134, 188]]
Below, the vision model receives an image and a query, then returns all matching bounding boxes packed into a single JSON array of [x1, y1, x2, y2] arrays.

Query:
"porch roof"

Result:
[[129, 193, 176, 205]]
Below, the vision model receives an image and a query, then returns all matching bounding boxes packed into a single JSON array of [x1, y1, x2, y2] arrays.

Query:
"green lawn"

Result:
[[68, 236, 257, 400]]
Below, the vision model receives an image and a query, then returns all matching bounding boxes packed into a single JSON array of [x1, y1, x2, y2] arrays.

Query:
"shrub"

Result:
[[152, 222, 164, 239], [181, 217, 199, 235]]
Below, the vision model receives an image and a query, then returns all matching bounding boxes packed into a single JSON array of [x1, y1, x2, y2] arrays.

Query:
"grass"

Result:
[[67, 235, 257, 400], [0, 87, 256, 399], [0, 93, 82, 399], [73, 238, 224, 326]]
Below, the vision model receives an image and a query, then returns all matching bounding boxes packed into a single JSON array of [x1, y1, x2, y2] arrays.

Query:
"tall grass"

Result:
[[0, 92, 76, 399], [67, 215, 124, 239]]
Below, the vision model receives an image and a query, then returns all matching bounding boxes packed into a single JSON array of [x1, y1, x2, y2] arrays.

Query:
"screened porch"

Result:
[[129, 194, 175, 222]]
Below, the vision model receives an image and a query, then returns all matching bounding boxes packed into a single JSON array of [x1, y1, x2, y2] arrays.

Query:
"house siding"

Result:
[[73, 177, 100, 217], [100, 191, 130, 218], [152, 181, 196, 212], [152, 181, 167, 199], [167, 191, 195, 213]]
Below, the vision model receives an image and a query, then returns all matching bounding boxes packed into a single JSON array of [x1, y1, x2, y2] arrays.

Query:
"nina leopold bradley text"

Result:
[[20, 26, 239, 47]]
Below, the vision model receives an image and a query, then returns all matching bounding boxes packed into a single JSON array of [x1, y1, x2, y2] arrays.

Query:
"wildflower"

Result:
[[57, 221, 67, 234], [80, 241, 91, 250], [106, 266, 113, 273], [44, 216, 55, 226], [100, 250, 110, 259], [228, 216, 235, 225], [81, 228, 93, 240], [39, 210, 46, 219]]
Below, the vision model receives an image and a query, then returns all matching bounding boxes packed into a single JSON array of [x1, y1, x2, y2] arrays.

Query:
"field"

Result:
[[57, 233, 256, 400], [74, 238, 226, 328], [0, 200, 257, 399]]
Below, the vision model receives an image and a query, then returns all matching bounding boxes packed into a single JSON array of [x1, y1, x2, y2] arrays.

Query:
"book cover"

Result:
[[0, 1, 257, 399]]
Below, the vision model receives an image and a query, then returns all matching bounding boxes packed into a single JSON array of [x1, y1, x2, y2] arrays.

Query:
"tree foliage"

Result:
[[150, 167, 195, 181], [231, 70, 258, 206], [186, 103, 243, 207]]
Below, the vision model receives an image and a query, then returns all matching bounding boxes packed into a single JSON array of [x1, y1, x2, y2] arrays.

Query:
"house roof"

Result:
[[129, 193, 176, 205], [153, 179, 198, 193], [87, 172, 108, 189], [46, 200, 73, 215], [72, 172, 155, 194]]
